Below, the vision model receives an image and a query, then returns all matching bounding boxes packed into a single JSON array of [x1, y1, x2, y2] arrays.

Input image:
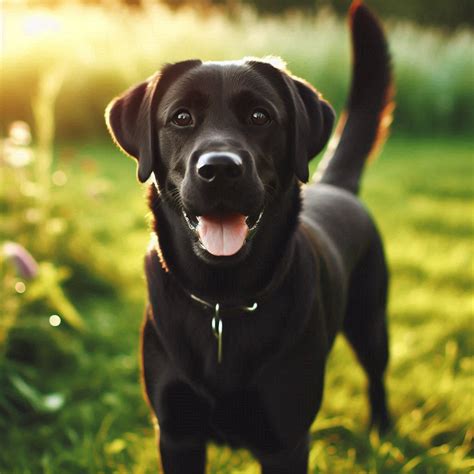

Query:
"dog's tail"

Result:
[[315, 1, 394, 195]]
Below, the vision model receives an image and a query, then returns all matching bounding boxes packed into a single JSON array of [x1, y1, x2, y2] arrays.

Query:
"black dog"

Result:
[[105, 2, 393, 472]]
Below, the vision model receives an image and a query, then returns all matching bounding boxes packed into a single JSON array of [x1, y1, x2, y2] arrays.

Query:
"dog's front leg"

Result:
[[159, 435, 206, 474], [257, 435, 309, 474], [142, 315, 208, 474]]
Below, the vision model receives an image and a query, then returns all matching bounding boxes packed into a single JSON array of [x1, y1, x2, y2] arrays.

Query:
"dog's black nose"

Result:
[[196, 152, 243, 183]]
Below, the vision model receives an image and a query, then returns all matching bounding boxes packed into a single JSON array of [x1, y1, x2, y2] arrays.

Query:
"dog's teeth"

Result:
[[183, 210, 200, 231]]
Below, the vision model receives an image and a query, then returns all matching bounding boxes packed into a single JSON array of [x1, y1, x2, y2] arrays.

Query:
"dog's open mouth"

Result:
[[183, 210, 263, 257]]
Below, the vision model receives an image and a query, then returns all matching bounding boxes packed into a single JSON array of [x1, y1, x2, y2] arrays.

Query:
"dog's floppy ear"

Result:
[[283, 75, 335, 182], [105, 76, 159, 183], [105, 60, 202, 183]]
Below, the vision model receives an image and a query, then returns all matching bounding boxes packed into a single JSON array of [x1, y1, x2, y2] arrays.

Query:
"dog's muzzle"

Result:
[[181, 149, 265, 257]]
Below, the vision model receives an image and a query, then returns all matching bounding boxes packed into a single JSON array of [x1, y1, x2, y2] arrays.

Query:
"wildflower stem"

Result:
[[32, 67, 66, 223]]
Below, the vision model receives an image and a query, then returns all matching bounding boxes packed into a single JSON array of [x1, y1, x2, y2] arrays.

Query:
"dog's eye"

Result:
[[172, 110, 193, 127], [250, 109, 271, 126]]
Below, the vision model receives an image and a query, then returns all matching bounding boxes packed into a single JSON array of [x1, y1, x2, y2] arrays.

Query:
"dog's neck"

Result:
[[147, 181, 302, 303]]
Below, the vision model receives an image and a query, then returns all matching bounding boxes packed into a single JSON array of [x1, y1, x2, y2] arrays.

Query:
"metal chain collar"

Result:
[[190, 293, 258, 363]]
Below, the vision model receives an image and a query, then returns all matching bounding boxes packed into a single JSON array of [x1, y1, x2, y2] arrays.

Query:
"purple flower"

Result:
[[3, 242, 39, 279]]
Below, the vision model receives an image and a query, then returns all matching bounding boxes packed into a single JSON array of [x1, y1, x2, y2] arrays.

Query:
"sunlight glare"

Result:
[[23, 12, 61, 37]]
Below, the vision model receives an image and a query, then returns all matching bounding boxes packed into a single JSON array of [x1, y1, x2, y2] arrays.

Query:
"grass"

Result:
[[1, 136, 472, 473]]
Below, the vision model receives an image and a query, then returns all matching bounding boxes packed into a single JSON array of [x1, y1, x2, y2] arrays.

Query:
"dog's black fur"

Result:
[[105, 2, 393, 472]]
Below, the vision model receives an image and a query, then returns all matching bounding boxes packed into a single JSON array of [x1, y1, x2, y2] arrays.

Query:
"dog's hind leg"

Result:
[[343, 232, 391, 434]]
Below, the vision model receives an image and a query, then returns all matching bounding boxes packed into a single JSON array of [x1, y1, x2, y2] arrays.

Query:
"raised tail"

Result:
[[315, 0, 394, 195]]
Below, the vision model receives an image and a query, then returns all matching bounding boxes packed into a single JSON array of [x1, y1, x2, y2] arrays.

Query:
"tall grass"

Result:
[[2, 3, 473, 139]]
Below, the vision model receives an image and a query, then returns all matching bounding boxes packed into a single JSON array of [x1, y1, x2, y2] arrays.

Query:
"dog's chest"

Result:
[[145, 245, 323, 389], [162, 291, 294, 390]]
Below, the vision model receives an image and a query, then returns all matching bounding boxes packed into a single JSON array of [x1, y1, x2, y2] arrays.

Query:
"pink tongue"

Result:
[[197, 214, 248, 256]]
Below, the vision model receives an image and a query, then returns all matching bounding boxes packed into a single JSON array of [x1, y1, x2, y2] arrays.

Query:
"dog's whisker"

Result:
[[162, 188, 184, 210], [263, 184, 278, 205]]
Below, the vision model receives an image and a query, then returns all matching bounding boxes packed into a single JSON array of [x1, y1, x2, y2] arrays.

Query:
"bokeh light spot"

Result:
[[25, 208, 41, 223], [46, 217, 66, 235], [9, 121, 32, 146], [21, 181, 41, 198], [49, 314, 61, 327], [15, 281, 26, 293], [4, 143, 33, 168], [52, 170, 67, 186]]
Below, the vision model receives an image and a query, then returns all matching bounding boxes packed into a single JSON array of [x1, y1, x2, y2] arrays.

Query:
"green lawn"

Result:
[[1, 136, 473, 473]]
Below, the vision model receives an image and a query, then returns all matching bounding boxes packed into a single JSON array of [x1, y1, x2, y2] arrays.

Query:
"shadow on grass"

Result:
[[405, 184, 474, 202], [410, 217, 473, 239], [393, 261, 473, 293]]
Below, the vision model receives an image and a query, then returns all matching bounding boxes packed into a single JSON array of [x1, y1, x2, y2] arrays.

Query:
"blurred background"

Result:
[[1, 0, 473, 472]]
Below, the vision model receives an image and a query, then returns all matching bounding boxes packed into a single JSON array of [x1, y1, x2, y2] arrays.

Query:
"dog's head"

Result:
[[106, 58, 334, 262]]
